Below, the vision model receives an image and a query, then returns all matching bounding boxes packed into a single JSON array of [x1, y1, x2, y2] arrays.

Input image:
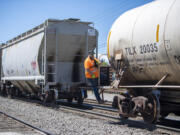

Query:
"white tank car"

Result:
[[109, 0, 180, 123]]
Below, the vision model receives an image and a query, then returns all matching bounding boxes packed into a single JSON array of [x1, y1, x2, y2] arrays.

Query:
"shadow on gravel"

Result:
[[10, 97, 93, 110], [108, 118, 180, 132], [108, 119, 156, 131], [56, 101, 93, 110], [158, 118, 180, 131]]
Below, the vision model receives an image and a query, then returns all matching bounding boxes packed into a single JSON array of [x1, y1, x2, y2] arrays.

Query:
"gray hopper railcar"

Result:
[[0, 19, 98, 103]]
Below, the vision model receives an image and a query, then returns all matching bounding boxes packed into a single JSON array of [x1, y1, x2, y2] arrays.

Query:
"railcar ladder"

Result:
[[46, 55, 57, 85], [46, 29, 58, 85]]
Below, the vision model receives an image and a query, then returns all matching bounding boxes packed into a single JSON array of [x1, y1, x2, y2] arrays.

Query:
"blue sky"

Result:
[[0, 0, 153, 54]]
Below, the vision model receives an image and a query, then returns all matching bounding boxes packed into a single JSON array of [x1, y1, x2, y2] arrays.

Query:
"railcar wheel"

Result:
[[44, 90, 55, 103], [77, 97, 84, 105], [0, 84, 7, 96], [17, 89, 23, 97], [142, 93, 160, 123], [39, 94, 45, 101], [7, 89, 13, 99], [76, 90, 84, 105], [77, 92, 84, 105]]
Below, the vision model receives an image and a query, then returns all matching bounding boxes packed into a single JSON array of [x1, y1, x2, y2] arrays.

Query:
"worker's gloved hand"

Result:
[[92, 74, 95, 78]]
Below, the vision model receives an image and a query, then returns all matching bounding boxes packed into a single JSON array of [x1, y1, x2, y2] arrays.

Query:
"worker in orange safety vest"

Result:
[[84, 50, 103, 104]]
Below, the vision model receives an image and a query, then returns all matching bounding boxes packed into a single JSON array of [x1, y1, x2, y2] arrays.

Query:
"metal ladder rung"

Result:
[[47, 55, 54, 56], [48, 82, 57, 84], [47, 73, 56, 74]]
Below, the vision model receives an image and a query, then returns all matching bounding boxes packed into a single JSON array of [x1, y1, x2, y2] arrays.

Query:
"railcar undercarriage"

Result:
[[112, 88, 180, 123], [0, 81, 87, 105]]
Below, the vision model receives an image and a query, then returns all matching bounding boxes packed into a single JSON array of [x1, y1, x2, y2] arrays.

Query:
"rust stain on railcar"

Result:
[[72, 50, 83, 82]]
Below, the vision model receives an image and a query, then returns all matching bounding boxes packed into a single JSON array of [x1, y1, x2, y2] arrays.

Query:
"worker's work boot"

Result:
[[98, 100, 104, 104]]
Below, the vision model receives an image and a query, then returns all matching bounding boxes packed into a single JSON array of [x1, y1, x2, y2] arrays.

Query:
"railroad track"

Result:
[[0, 110, 54, 135], [1, 96, 180, 134], [57, 99, 180, 134], [56, 99, 119, 120], [84, 98, 112, 106]]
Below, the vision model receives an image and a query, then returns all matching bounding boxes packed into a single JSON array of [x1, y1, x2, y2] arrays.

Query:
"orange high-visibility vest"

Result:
[[84, 56, 99, 78]]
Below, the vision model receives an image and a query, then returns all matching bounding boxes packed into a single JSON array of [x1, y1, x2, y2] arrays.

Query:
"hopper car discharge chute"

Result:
[[108, 0, 180, 123], [0, 19, 98, 104]]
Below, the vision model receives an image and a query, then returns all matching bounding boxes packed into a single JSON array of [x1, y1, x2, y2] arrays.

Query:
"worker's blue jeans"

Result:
[[87, 78, 101, 102]]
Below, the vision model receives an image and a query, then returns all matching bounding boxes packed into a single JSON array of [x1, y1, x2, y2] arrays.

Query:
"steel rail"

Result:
[[59, 102, 120, 121], [1, 97, 180, 133], [57, 99, 180, 133], [118, 85, 180, 89], [58, 100, 180, 133], [57, 99, 117, 112], [0, 111, 55, 135]]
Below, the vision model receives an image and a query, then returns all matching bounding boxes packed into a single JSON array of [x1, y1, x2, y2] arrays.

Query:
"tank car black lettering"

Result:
[[154, 43, 158, 52], [143, 45, 147, 53], [125, 47, 137, 55], [146, 44, 150, 53], [132, 66, 144, 73], [136, 58, 142, 62], [140, 45, 143, 54], [150, 43, 154, 52], [139, 43, 158, 54]]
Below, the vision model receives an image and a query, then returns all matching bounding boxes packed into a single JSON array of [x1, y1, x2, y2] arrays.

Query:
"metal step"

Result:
[[47, 64, 55, 66], [47, 82, 57, 85]]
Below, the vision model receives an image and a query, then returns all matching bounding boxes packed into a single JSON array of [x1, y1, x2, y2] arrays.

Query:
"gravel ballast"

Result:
[[0, 97, 178, 135]]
